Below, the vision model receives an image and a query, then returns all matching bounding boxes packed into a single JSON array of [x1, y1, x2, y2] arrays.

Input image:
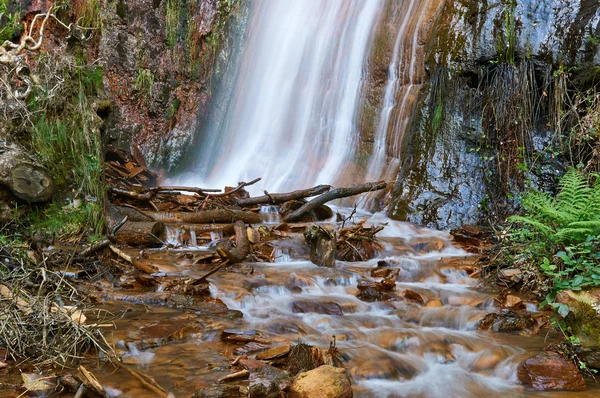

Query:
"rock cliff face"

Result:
[[390, 0, 600, 229], [99, 0, 245, 170]]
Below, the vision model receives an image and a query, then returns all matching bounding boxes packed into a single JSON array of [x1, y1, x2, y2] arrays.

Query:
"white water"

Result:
[[366, 0, 436, 184], [175, 0, 382, 194]]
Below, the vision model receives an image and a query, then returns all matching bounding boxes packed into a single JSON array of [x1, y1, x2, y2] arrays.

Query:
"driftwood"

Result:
[[236, 184, 331, 206], [284, 181, 387, 222], [113, 221, 166, 247], [0, 141, 54, 202], [146, 210, 261, 224], [217, 221, 250, 264]]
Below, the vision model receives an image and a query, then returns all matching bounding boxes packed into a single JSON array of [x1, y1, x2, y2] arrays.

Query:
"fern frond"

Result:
[[508, 215, 555, 235], [556, 168, 592, 221], [554, 228, 596, 242]]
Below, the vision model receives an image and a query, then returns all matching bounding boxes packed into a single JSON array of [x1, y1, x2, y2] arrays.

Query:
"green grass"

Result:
[[0, 0, 23, 43], [26, 57, 105, 239]]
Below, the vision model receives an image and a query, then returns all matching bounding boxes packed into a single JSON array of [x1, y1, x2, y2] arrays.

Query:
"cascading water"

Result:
[[366, 0, 438, 182], [175, 0, 382, 194]]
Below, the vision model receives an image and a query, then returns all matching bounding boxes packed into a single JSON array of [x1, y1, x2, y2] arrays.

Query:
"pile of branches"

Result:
[[106, 145, 255, 214], [337, 222, 384, 261], [0, 244, 112, 366]]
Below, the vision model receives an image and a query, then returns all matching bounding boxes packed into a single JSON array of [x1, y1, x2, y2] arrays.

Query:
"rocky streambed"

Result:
[[2, 211, 595, 397]]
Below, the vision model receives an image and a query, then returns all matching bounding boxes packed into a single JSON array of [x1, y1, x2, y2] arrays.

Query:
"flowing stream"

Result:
[[94, 213, 599, 397]]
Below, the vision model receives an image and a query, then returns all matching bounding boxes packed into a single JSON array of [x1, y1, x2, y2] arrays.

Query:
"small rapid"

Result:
[[89, 211, 600, 397]]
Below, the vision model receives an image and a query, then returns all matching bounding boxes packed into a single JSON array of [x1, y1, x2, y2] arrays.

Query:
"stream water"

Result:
[[85, 212, 598, 397]]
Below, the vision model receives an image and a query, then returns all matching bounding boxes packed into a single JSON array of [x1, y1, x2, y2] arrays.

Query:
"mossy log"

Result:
[[0, 141, 54, 202], [113, 221, 166, 247]]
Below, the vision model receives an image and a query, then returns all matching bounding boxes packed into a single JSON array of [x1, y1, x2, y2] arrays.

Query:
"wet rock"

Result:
[[256, 345, 291, 360], [289, 365, 352, 398], [291, 301, 343, 316], [479, 310, 534, 332], [234, 342, 270, 355], [370, 267, 394, 278], [517, 351, 586, 391], [356, 286, 394, 302], [471, 347, 507, 371], [249, 381, 281, 398], [378, 277, 396, 291], [135, 317, 196, 349], [193, 385, 242, 398], [425, 299, 443, 308], [402, 289, 425, 305], [304, 226, 336, 268], [222, 330, 272, 345], [408, 237, 446, 253], [503, 295, 525, 310]]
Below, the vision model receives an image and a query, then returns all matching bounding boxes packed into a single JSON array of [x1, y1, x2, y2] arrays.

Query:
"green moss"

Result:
[[568, 302, 600, 348], [0, 0, 23, 43], [166, 97, 181, 120]]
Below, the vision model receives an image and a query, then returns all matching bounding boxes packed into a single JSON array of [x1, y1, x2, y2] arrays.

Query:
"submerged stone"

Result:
[[517, 351, 586, 391]]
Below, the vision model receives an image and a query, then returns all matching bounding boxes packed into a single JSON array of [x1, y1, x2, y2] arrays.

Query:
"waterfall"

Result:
[[366, 0, 438, 183], [174, 0, 383, 193]]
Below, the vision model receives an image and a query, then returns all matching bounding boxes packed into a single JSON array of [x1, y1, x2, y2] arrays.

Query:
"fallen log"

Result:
[[0, 140, 54, 202], [217, 221, 250, 264], [146, 210, 262, 224], [113, 205, 153, 222], [283, 181, 387, 222], [236, 185, 331, 207], [113, 221, 166, 247]]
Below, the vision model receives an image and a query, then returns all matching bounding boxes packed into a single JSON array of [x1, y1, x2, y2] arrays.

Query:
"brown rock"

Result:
[[504, 295, 525, 310], [289, 365, 352, 398], [291, 301, 344, 316], [379, 277, 396, 291], [517, 351, 586, 391], [425, 299, 443, 308], [403, 289, 425, 305], [479, 310, 534, 332], [256, 345, 291, 360], [370, 267, 393, 278]]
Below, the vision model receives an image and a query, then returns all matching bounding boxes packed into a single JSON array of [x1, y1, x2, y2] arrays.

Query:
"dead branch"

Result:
[[204, 177, 261, 198], [235, 184, 331, 207], [284, 181, 387, 222]]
